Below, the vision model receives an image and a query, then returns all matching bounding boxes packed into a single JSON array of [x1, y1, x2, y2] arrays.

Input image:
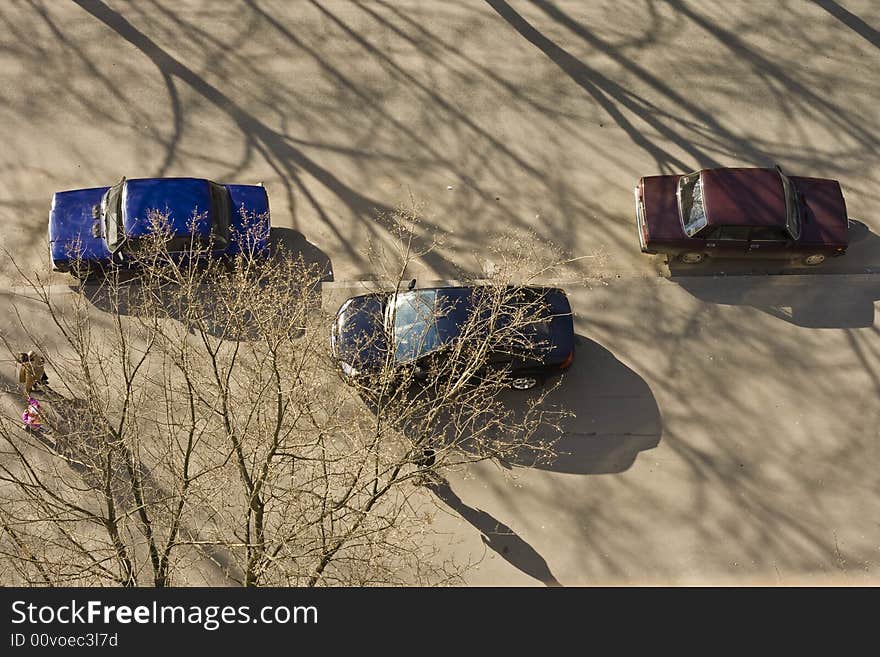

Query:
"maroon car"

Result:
[[634, 166, 848, 265]]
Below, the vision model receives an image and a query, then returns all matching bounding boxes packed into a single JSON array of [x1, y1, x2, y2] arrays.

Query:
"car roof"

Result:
[[394, 284, 558, 294], [122, 177, 213, 238], [342, 285, 563, 306], [701, 167, 787, 227]]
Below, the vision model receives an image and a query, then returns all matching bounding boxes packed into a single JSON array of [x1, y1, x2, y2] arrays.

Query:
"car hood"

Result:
[[48, 187, 112, 267], [641, 175, 685, 239], [333, 294, 388, 373], [528, 288, 574, 365], [790, 176, 848, 247]]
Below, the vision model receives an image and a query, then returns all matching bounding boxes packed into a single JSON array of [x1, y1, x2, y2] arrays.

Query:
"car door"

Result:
[[700, 225, 750, 257], [747, 226, 790, 259]]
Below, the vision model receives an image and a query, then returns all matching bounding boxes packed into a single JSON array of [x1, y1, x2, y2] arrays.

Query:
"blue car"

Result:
[[48, 176, 270, 276]]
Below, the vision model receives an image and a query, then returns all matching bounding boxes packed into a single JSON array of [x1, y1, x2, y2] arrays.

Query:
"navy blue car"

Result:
[[48, 176, 270, 276], [331, 285, 575, 390]]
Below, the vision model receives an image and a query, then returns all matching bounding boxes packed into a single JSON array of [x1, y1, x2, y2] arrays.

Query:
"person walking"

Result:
[[16, 350, 48, 396]]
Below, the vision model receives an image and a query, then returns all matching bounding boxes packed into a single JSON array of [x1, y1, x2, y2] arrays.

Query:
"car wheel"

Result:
[[679, 252, 705, 264], [804, 254, 826, 266], [510, 376, 539, 391]]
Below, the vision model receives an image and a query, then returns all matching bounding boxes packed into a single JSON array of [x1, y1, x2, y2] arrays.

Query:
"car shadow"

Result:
[[73, 274, 266, 340], [667, 219, 880, 277], [270, 227, 333, 282], [73, 233, 333, 339], [671, 221, 880, 329], [673, 273, 879, 329], [499, 335, 663, 474], [363, 334, 661, 476]]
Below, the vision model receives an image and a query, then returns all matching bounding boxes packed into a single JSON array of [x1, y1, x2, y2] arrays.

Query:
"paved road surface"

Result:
[[1, 1, 878, 584]]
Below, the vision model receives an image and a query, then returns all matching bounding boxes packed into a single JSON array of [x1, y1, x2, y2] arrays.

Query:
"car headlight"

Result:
[[340, 361, 359, 377]]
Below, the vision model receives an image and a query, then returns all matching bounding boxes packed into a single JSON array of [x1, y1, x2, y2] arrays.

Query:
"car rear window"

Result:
[[103, 180, 125, 250]]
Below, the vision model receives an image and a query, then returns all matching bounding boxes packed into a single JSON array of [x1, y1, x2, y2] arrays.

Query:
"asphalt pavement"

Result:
[[0, 0, 878, 585]]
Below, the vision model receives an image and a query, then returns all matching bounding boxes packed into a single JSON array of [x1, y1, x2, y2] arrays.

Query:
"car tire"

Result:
[[804, 254, 826, 266], [679, 252, 705, 264], [510, 376, 539, 391]]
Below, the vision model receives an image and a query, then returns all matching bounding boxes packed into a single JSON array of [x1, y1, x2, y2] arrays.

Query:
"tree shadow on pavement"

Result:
[[811, 0, 880, 51], [428, 478, 562, 586], [502, 334, 662, 474]]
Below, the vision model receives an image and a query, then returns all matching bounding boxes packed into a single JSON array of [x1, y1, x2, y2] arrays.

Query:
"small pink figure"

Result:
[[22, 397, 44, 433]]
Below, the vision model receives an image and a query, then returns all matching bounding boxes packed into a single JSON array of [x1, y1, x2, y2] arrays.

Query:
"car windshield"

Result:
[[103, 179, 124, 250], [678, 172, 708, 237], [388, 290, 440, 363], [386, 289, 479, 363]]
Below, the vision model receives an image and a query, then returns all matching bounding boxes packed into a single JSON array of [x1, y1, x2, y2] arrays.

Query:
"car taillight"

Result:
[[559, 350, 574, 370]]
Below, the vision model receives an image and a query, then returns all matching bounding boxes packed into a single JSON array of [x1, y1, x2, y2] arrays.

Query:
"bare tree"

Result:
[[0, 204, 577, 586]]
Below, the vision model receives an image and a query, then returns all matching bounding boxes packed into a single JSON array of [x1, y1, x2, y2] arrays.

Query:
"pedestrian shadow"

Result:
[[500, 335, 663, 474], [429, 478, 562, 586]]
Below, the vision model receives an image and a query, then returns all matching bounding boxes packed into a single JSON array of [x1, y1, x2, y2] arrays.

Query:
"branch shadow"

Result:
[[428, 478, 562, 586], [812, 0, 880, 51], [484, 0, 699, 173], [71, 0, 458, 278]]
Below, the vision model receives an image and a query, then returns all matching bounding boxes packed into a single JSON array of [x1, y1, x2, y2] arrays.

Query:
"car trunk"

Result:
[[790, 176, 848, 248]]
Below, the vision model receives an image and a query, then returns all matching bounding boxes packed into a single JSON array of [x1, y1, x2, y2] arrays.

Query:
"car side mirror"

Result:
[[413, 365, 427, 380], [407, 278, 417, 291]]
